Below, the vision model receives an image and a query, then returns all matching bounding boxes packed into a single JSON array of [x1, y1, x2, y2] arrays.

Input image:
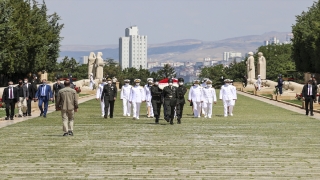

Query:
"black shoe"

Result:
[[170, 119, 174, 125], [40, 113, 43, 117], [68, 131, 73, 136], [177, 117, 181, 124], [104, 115, 108, 119], [63, 133, 68, 136], [5, 117, 9, 120], [18, 114, 22, 118], [43, 114, 46, 118], [311, 114, 314, 116], [10, 117, 14, 120], [164, 117, 170, 122], [110, 116, 113, 118], [28, 114, 32, 116]]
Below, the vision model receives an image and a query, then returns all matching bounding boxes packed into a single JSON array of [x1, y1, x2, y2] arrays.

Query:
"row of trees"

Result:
[[0, 0, 63, 86]]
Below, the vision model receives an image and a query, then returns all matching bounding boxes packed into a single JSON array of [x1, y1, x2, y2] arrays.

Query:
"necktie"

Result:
[[9, 88, 12, 99]]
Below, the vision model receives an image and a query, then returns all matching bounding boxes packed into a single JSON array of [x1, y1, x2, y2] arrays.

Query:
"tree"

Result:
[[0, 0, 63, 85], [292, 1, 320, 73], [224, 61, 246, 82], [157, 64, 176, 78], [199, 65, 226, 88], [255, 44, 295, 81]]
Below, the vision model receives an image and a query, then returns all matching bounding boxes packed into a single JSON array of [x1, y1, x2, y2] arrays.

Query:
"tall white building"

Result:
[[119, 26, 147, 70], [79, 56, 88, 64], [223, 52, 242, 61], [264, 36, 280, 45]]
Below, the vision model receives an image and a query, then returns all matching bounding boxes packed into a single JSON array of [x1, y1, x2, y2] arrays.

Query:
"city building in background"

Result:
[[119, 26, 147, 70]]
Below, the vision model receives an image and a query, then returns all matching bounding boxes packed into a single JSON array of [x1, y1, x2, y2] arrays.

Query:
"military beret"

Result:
[[178, 78, 184, 82]]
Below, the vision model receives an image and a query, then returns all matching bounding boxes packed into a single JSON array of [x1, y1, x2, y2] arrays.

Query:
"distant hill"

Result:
[[59, 31, 290, 63]]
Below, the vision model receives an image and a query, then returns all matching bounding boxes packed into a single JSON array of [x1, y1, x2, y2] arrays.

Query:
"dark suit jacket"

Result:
[[31, 80, 38, 98], [23, 83, 34, 99], [101, 84, 117, 101], [2, 87, 19, 103], [302, 84, 317, 99], [177, 85, 187, 104], [53, 83, 65, 97]]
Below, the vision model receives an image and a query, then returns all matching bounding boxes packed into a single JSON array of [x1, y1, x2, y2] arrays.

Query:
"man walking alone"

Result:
[[57, 80, 78, 136]]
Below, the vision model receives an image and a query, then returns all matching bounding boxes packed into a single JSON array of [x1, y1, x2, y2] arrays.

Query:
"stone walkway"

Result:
[[238, 91, 320, 120], [0, 95, 96, 128]]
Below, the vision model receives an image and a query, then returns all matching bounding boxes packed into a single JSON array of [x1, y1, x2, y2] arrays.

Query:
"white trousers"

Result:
[[223, 100, 232, 116], [146, 101, 154, 117], [122, 99, 131, 116], [132, 102, 141, 119], [18, 97, 27, 115], [89, 82, 94, 90], [201, 102, 205, 115], [193, 101, 202, 117], [203, 102, 213, 118]]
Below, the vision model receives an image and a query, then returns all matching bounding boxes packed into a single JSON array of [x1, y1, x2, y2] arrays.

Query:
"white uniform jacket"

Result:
[[121, 84, 132, 100], [129, 86, 146, 103], [144, 84, 152, 102], [231, 85, 237, 100], [188, 85, 203, 102], [219, 84, 236, 100], [96, 83, 106, 99], [201, 87, 217, 103]]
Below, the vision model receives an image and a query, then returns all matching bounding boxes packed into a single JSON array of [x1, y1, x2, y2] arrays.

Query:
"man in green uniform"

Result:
[[163, 78, 178, 125], [176, 78, 187, 124], [101, 78, 117, 119], [151, 79, 163, 124]]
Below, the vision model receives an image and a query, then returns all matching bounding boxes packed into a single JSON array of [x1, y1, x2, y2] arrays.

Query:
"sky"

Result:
[[45, 0, 315, 45]]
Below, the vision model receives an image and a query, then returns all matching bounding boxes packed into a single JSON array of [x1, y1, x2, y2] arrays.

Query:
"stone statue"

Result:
[[257, 52, 266, 80], [88, 52, 96, 79], [95, 52, 104, 80], [246, 52, 255, 80]]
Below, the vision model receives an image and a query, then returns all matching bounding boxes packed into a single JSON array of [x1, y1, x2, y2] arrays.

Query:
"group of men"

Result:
[[1, 76, 78, 136], [95, 77, 237, 125], [2, 75, 38, 120]]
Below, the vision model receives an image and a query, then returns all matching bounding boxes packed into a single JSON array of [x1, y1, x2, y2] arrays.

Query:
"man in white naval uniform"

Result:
[[201, 80, 217, 118], [219, 79, 236, 117], [201, 78, 208, 116], [229, 80, 237, 116], [120, 79, 132, 116], [129, 79, 146, 120], [188, 80, 203, 118], [89, 73, 95, 90], [144, 78, 154, 118], [96, 78, 108, 117]]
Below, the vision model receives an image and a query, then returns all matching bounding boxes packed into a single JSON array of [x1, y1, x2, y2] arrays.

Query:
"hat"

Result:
[[278, 74, 282, 78], [258, 75, 260, 77], [168, 78, 173, 83], [124, 79, 130, 82], [224, 79, 230, 83], [206, 80, 212, 84], [230, 79, 234, 82], [154, 78, 159, 82], [312, 74, 316, 78], [107, 78, 112, 81], [178, 78, 184, 82], [90, 73, 93, 76], [134, 79, 141, 83], [147, 78, 153, 82], [194, 80, 200, 84]]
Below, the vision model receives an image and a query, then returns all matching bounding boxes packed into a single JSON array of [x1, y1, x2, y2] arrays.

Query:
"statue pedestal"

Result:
[[40, 72, 48, 81], [116, 82, 119, 91]]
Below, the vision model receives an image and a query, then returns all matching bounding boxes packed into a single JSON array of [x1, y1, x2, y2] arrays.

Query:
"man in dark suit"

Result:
[[23, 77, 34, 116], [302, 80, 317, 116], [35, 79, 53, 118], [151, 79, 163, 124], [277, 74, 283, 96], [176, 78, 187, 124], [2, 81, 18, 120], [101, 78, 117, 118], [53, 77, 65, 109], [31, 74, 38, 100], [16, 79, 27, 117], [163, 78, 178, 125]]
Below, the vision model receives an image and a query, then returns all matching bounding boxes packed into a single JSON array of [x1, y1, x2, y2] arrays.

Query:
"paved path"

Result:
[[0, 95, 96, 128], [238, 91, 320, 120]]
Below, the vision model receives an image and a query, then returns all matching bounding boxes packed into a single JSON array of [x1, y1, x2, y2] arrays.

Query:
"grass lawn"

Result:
[[283, 99, 302, 106], [261, 94, 273, 98], [79, 93, 89, 97], [0, 90, 320, 179]]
